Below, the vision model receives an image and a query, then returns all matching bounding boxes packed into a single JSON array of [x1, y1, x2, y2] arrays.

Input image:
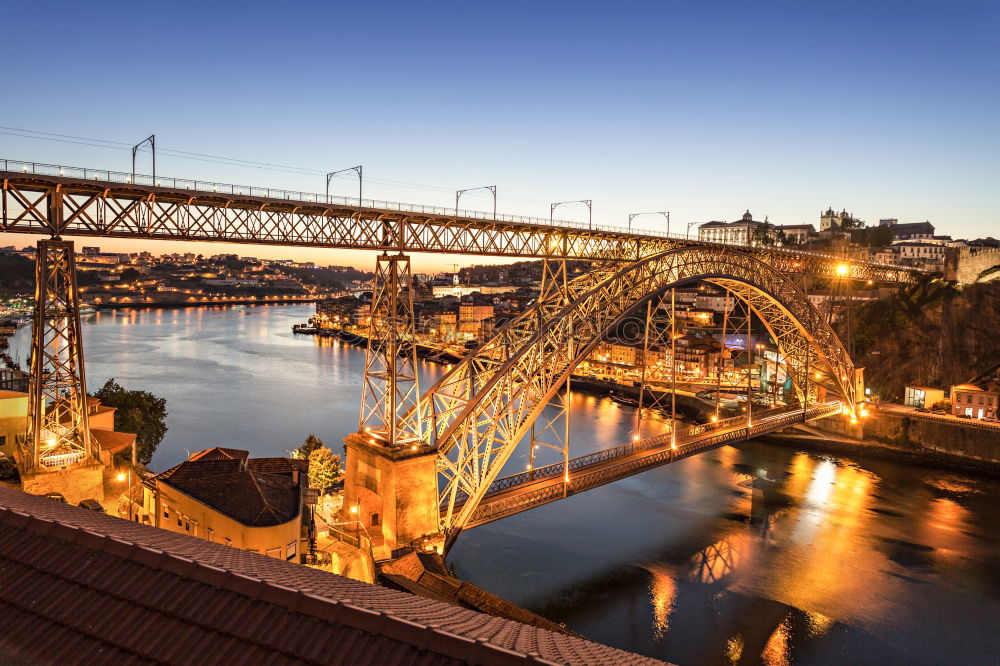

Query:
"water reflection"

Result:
[[12, 306, 1000, 663]]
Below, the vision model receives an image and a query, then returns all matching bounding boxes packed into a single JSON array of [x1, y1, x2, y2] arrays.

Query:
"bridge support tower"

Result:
[[344, 252, 442, 559], [19, 238, 105, 504]]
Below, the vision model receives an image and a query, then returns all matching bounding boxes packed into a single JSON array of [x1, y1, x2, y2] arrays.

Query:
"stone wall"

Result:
[[945, 247, 1000, 284], [810, 411, 1000, 464]]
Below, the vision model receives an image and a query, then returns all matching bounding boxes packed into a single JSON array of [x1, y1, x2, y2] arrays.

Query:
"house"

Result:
[[950, 361, 1000, 420], [904, 385, 945, 409], [143, 447, 310, 561], [697, 211, 768, 246]]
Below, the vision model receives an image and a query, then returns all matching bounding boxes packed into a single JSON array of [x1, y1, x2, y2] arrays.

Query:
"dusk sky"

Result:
[[2, 0, 997, 271]]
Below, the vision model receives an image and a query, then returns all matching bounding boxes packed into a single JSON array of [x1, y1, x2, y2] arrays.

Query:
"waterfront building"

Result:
[[950, 361, 1000, 420], [904, 385, 946, 409], [143, 447, 310, 561]]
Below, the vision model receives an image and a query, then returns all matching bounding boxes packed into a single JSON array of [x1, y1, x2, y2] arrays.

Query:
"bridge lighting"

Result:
[[350, 505, 358, 514], [860, 408, 869, 417], [116, 472, 126, 482], [836, 264, 849, 276], [710, 415, 718, 422], [814, 371, 823, 379], [633, 434, 640, 441], [526, 464, 532, 471]]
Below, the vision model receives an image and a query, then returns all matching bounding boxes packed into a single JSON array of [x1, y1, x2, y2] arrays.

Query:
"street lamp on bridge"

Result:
[[551, 200, 592, 230], [628, 211, 670, 234], [686, 221, 700, 239], [456, 185, 496, 219], [326, 166, 363, 206]]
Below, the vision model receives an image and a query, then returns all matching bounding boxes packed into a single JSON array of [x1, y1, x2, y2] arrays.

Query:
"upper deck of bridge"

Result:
[[1, 158, 924, 283]]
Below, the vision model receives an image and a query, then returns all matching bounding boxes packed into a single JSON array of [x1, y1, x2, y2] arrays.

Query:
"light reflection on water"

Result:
[[9, 304, 1000, 664]]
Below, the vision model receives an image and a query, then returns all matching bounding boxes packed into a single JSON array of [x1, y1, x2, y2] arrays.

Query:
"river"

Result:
[[10, 304, 1000, 664]]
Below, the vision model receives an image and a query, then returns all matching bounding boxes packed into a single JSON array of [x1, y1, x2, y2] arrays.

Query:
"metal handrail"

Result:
[[0, 157, 919, 271]]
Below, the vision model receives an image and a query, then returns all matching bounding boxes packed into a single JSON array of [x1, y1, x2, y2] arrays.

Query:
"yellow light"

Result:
[[116, 473, 126, 482], [710, 415, 718, 422], [633, 434, 640, 441], [526, 464, 532, 471], [860, 409, 869, 417], [814, 372, 822, 380], [841, 406, 849, 415], [350, 505, 358, 514], [410, 445, 417, 451], [836, 264, 849, 276], [45, 438, 57, 448]]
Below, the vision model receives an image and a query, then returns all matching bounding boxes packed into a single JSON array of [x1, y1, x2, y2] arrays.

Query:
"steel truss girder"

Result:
[[2, 174, 920, 282], [414, 247, 859, 535], [23, 239, 97, 472]]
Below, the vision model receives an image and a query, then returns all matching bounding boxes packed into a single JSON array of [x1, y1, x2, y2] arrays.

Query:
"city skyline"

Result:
[[2, 1, 998, 271]]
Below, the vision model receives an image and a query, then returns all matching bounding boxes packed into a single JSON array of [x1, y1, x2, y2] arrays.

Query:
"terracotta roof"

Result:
[[155, 456, 301, 527], [0, 487, 663, 665], [90, 428, 137, 454], [188, 446, 250, 463]]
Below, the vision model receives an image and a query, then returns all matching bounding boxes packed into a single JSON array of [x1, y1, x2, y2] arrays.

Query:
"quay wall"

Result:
[[790, 410, 1000, 474]]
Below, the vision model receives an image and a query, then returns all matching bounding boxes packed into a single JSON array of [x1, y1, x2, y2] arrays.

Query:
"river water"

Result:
[[11, 304, 1000, 664]]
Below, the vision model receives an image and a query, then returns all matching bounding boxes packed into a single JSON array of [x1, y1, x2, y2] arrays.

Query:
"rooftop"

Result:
[[0, 487, 661, 665], [154, 448, 305, 527]]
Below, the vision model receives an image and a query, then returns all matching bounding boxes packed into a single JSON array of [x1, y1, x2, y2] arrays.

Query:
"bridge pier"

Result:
[[342, 433, 442, 560], [19, 239, 105, 503]]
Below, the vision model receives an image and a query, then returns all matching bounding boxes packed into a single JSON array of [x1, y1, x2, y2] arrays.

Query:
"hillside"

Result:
[[843, 279, 1000, 400]]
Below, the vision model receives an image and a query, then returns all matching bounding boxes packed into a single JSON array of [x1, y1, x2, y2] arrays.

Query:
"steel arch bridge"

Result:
[[348, 246, 863, 551]]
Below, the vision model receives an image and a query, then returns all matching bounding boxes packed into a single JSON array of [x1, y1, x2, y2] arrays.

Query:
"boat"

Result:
[[609, 391, 640, 407]]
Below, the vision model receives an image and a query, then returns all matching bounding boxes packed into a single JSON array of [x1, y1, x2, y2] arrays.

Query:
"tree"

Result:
[[292, 433, 324, 460], [93, 378, 168, 463], [307, 446, 341, 493]]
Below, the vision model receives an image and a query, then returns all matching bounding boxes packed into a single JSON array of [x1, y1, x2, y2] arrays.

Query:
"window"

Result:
[[163, 506, 170, 519], [371, 512, 380, 527], [266, 547, 282, 559], [184, 521, 190, 531], [177, 516, 182, 527], [224, 537, 232, 547], [206, 528, 214, 542], [0, 434, 6, 448], [286, 540, 297, 561]]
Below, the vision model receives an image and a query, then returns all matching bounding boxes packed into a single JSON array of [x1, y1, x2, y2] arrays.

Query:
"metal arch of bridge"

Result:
[[405, 247, 860, 537], [0, 161, 922, 284]]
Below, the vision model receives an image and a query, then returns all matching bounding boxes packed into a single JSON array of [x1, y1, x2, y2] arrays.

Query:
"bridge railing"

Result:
[[0, 158, 914, 271]]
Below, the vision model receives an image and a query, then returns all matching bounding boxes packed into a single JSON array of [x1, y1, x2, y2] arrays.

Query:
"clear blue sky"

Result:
[[2, 0, 997, 270]]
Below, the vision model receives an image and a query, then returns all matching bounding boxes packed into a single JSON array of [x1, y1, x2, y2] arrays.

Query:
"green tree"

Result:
[[292, 433, 324, 460], [307, 446, 341, 493], [93, 378, 168, 463]]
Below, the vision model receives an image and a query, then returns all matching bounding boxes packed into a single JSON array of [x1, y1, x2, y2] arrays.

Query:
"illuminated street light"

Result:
[[836, 263, 850, 276]]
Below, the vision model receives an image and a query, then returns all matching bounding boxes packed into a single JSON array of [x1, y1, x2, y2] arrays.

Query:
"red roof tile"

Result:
[[0, 487, 664, 665]]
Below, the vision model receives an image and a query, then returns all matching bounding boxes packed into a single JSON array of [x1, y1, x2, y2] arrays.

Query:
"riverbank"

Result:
[[771, 410, 1000, 478], [94, 296, 322, 310]]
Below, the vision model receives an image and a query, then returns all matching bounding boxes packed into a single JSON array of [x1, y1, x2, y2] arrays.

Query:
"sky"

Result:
[[1, 0, 997, 272]]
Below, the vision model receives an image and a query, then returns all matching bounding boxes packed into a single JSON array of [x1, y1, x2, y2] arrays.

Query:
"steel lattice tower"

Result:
[[23, 239, 97, 472], [358, 253, 422, 446]]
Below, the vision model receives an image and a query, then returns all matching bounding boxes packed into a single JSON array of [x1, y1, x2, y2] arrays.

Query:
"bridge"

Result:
[[0, 157, 919, 559]]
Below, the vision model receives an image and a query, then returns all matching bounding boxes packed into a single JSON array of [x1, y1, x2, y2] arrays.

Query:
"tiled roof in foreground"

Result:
[[0, 487, 663, 665]]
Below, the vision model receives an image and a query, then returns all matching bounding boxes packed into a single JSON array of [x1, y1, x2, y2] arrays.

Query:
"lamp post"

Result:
[[326, 166, 363, 205], [456, 185, 496, 219], [551, 200, 592, 230], [116, 469, 132, 520], [131, 135, 155, 183], [686, 221, 699, 239], [628, 211, 670, 235]]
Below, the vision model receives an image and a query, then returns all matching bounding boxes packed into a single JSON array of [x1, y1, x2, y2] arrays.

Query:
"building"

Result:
[[698, 211, 769, 246], [950, 361, 1000, 420], [819, 208, 858, 232], [904, 385, 945, 409], [0, 486, 654, 665], [0, 390, 28, 459], [144, 447, 310, 561], [885, 220, 935, 240], [773, 223, 816, 244], [893, 241, 947, 269]]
